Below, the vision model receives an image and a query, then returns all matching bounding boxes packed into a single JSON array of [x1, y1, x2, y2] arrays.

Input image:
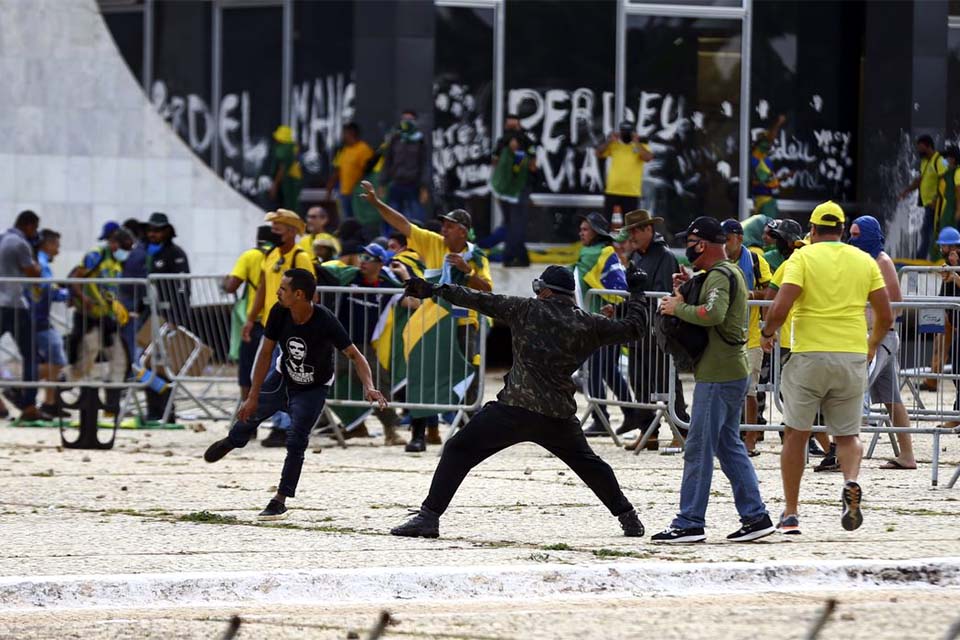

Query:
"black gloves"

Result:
[[404, 277, 439, 300], [626, 264, 649, 294]]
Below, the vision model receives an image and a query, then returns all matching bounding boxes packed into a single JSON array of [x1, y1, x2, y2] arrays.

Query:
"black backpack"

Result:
[[654, 264, 746, 373]]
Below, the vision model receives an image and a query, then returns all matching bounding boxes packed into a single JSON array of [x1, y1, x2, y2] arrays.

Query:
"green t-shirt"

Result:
[[673, 261, 749, 383]]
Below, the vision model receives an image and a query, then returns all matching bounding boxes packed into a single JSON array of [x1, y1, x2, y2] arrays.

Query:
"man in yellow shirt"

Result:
[[327, 122, 374, 219], [360, 180, 492, 452], [899, 134, 947, 259], [720, 219, 770, 454], [762, 201, 892, 536], [595, 121, 653, 220], [224, 225, 276, 401], [242, 209, 316, 447], [299, 205, 341, 258]]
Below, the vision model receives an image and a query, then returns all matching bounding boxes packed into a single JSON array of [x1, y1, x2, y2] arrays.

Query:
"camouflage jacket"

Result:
[[438, 285, 648, 418]]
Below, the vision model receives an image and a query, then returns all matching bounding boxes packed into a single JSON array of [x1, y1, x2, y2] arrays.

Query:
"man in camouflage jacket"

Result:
[[390, 265, 649, 539]]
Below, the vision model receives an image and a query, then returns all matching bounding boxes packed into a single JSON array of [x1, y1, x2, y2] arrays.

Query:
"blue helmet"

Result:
[[938, 227, 960, 246]]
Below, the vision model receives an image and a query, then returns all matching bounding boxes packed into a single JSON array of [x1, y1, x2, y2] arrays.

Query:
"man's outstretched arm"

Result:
[[404, 278, 522, 323]]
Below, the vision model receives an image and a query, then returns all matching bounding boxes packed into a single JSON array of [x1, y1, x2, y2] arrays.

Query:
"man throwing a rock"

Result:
[[390, 265, 649, 539]]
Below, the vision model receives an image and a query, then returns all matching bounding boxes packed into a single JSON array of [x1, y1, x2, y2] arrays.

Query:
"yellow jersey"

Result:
[[259, 245, 316, 323], [334, 141, 374, 195], [920, 152, 946, 207], [230, 248, 267, 320], [781, 242, 885, 354], [599, 140, 650, 197], [744, 247, 772, 349]]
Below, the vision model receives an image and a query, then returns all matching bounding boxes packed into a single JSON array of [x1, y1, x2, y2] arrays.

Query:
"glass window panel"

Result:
[[949, 27, 960, 137], [151, 1, 213, 165], [219, 6, 284, 205], [751, 0, 863, 205], [103, 11, 143, 83], [292, 1, 355, 189], [504, 0, 616, 243], [433, 5, 495, 237], [628, 0, 743, 6], [626, 15, 742, 235]]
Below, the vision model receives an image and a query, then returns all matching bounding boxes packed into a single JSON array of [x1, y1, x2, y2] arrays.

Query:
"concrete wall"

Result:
[[0, 0, 263, 275]]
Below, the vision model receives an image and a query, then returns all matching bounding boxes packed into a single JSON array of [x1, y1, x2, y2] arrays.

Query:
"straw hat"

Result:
[[264, 209, 305, 235]]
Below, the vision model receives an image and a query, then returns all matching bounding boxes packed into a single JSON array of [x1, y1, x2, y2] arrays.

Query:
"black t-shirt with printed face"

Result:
[[264, 303, 352, 390]]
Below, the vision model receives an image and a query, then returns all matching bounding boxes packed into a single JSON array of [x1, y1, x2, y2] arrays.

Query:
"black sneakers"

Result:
[[841, 481, 864, 531], [404, 436, 426, 453], [726, 514, 775, 542], [814, 443, 839, 472], [390, 508, 440, 538], [258, 499, 288, 521], [203, 438, 235, 463], [261, 429, 287, 448], [617, 509, 645, 537], [651, 526, 706, 543]]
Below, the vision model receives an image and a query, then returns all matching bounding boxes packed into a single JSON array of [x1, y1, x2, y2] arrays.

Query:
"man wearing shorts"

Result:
[[849, 215, 916, 470], [761, 201, 892, 534]]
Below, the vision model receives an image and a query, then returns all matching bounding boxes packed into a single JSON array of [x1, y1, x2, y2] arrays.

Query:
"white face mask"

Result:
[[113, 248, 130, 262]]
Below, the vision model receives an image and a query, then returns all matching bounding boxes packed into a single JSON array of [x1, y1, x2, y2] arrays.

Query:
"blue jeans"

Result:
[[918, 205, 936, 259], [502, 194, 529, 264], [339, 194, 353, 219], [588, 344, 636, 421], [387, 183, 424, 226], [227, 369, 328, 497], [672, 377, 767, 529], [1, 306, 36, 407]]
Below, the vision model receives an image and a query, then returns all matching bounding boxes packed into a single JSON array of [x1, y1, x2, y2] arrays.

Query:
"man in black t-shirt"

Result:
[[204, 268, 387, 520]]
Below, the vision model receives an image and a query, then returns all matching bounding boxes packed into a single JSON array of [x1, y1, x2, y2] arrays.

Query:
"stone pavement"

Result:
[[0, 371, 959, 637]]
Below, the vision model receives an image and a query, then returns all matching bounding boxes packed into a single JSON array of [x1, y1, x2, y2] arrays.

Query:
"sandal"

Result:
[[880, 459, 917, 470]]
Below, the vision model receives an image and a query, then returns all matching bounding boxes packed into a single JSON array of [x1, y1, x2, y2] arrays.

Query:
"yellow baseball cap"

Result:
[[273, 125, 294, 144], [809, 200, 845, 227]]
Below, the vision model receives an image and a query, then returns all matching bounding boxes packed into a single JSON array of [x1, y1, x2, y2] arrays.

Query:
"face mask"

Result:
[[620, 130, 632, 144], [685, 242, 703, 265], [113, 248, 130, 262]]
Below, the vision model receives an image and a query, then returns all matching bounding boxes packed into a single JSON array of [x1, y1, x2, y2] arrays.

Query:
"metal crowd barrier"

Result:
[[0, 276, 160, 448], [316, 285, 487, 438]]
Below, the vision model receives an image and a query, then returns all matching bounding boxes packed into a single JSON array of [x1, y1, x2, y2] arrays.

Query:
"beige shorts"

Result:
[[746, 347, 763, 398], [781, 352, 867, 437]]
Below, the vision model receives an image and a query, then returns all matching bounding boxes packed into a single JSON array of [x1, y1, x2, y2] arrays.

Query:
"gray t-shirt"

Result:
[[0, 229, 34, 309]]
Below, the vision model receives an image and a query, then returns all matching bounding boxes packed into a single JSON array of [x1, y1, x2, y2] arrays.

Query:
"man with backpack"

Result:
[[651, 217, 774, 543]]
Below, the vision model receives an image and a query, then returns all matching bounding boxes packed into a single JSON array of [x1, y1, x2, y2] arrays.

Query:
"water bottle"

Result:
[[611, 205, 624, 232], [135, 368, 169, 395]]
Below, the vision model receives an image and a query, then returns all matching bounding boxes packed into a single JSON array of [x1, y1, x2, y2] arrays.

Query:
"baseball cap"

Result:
[[720, 219, 744, 236], [437, 209, 472, 229], [98, 221, 120, 240], [534, 265, 576, 296], [809, 201, 845, 227], [679, 216, 727, 243], [361, 243, 389, 262]]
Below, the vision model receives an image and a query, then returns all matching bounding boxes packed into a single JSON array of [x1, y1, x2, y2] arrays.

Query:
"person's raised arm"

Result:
[[342, 344, 387, 408], [633, 133, 654, 162], [358, 180, 411, 237], [664, 271, 731, 327], [236, 335, 275, 421], [595, 131, 615, 159], [867, 286, 893, 362], [404, 278, 522, 323], [243, 269, 266, 342]]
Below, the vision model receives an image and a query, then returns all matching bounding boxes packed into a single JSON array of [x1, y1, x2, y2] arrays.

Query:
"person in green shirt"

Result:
[[268, 125, 303, 213], [650, 216, 773, 544], [935, 147, 960, 257]]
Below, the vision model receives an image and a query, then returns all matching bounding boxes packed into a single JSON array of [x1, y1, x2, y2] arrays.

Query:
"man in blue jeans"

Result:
[[653, 217, 774, 543], [204, 268, 387, 520]]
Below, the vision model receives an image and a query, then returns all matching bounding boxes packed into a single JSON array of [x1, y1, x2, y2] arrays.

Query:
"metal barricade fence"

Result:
[[900, 265, 960, 298], [146, 274, 239, 423], [579, 289, 687, 448], [0, 276, 160, 448], [316, 285, 487, 435]]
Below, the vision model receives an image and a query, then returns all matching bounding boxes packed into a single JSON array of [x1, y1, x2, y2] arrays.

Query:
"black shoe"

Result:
[[404, 437, 426, 453], [258, 499, 288, 521], [204, 438, 235, 463], [841, 481, 863, 531], [651, 526, 706, 543], [40, 403, 70, 418], [582, 420, 609, 437], [390, 508, 440, 538], [261, 429, 287, 448], [616, 412, 653, 436], [726, 514, 776, 542], [814, 452, 840, 472], [618, 509, 645, 537], [808, 438, 826, 457]]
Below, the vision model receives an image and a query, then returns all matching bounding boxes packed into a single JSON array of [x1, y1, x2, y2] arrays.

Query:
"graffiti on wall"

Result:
[[152, 74, 355, 201], [431, 81, 493, 200]]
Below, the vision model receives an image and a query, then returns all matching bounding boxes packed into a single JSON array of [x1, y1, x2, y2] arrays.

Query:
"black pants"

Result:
[[628, 342, 689, 425], [421, 402, 634, 517], [604, 194, 639, 219]]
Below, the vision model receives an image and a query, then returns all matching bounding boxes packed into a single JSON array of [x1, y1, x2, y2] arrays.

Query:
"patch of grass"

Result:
[[892, 507, 954, 517], [30, 469, 55, 477], [178, 511, 239, 524], [542, 543, 573, 551], [590, 548, 641, 559]]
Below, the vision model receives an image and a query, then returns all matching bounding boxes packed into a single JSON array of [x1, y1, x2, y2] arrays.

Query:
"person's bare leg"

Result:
[[744, 396, 759, 451], [884, 402, 916, 468], [39, 364, 54, 405], [781, 427, 808, 516], [240, 386, 249, 402], [834, 434, 862, 482], [813, 431, 832, 452]]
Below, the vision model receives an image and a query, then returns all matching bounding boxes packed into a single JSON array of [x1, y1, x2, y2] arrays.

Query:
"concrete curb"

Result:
[[1, 557, 958, 611]]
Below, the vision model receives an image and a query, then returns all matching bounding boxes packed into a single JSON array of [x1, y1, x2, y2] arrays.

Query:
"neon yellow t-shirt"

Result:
[[229, 248, 266, 319], [920, 152, 947, 207], [781, 242, 885, 354], [407, 224, 493, 327], [599, 140, 650, 198], [744, 247, 772, 349], [259, 245, 316, 322], [769, 260, 794, 349]]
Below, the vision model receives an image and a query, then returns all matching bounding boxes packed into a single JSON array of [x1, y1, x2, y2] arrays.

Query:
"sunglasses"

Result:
[[359, 254, 379, 263]]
